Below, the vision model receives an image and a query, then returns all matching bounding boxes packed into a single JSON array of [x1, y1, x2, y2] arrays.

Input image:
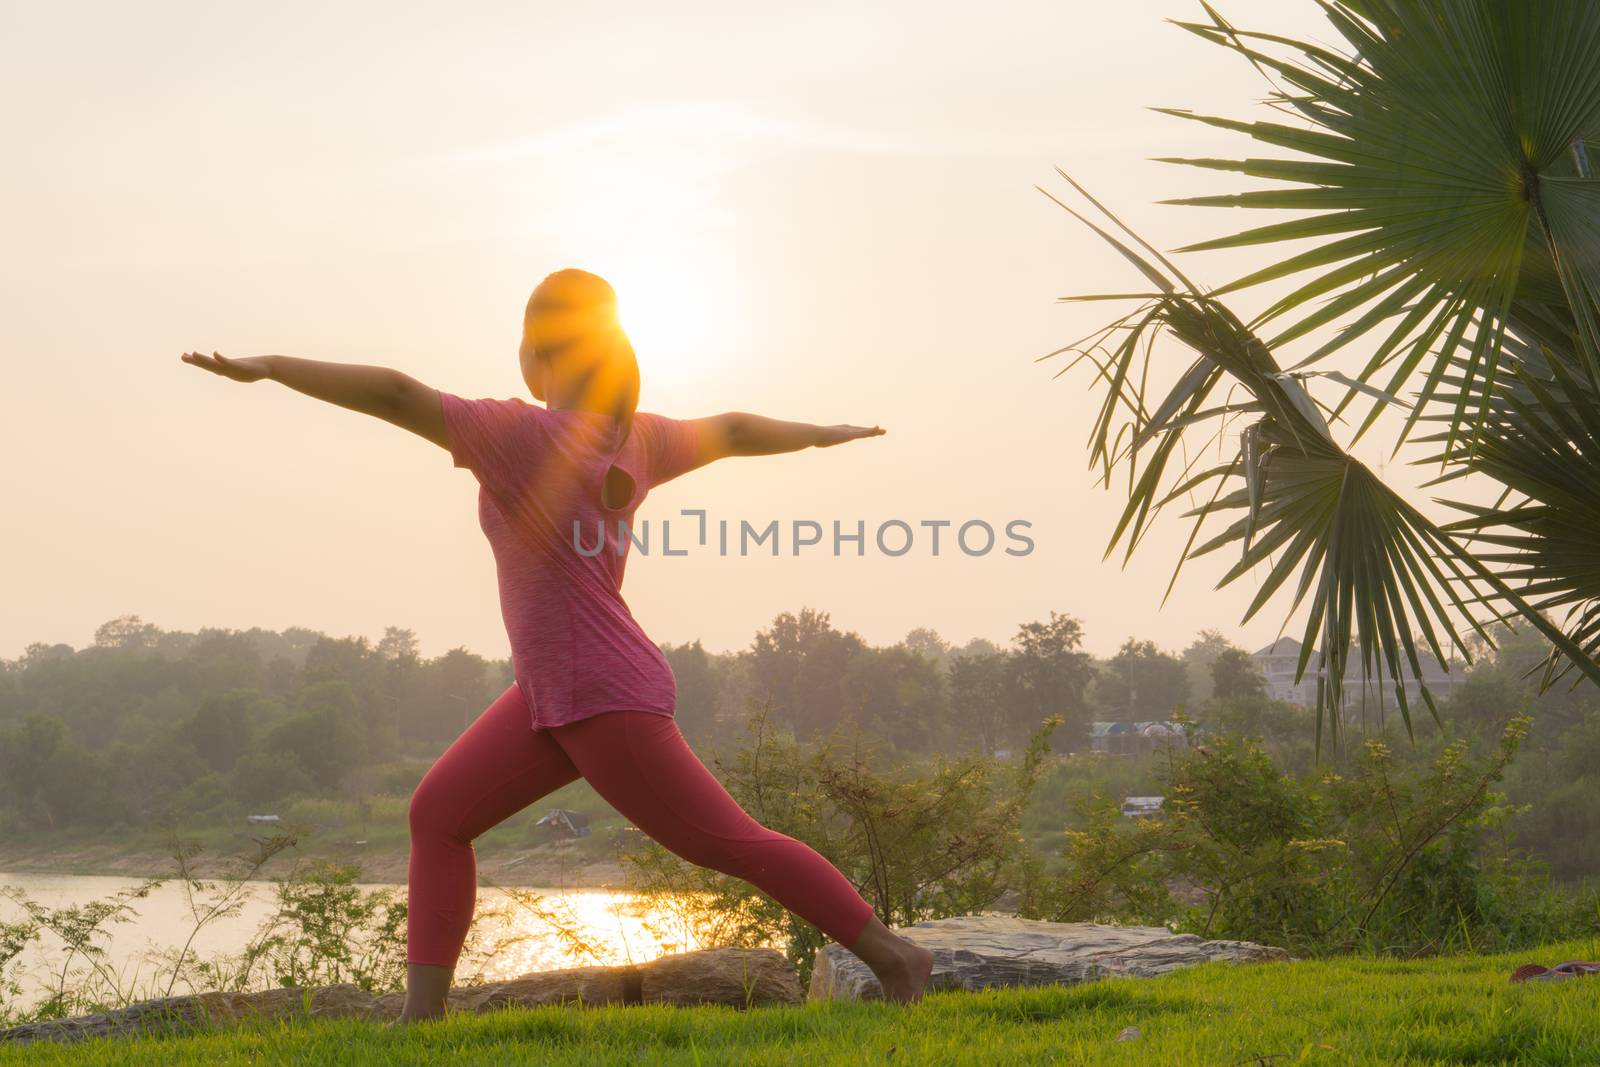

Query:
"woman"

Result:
[[181, 268, 934, 1020]]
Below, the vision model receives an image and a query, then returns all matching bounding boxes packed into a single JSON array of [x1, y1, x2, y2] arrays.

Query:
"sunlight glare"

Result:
[[514, 117, 746, 378], [610, 254, 729, 372]]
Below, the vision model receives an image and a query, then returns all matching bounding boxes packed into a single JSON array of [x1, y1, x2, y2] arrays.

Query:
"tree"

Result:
[[268, 682, 368, 791], [376, 627, 420, 664], [0, 715, 68, 828], [1100, 639, 1189, 720], [181, 628, 265, 695], [949, 649, 1013, 755], [189, 688, 265, 772], [419, 646, 496, 741], [902, 628, 952, 665], [233, 749, 315, 807], [21, 642, 74, 667], [1211, 647, 1266, 703], [1047, 0, 1600, 750], [748, 609, 864, 738], [1182, 629, 1234, 706], [1210, 695, 1311, 771], [93, 615, 160, 652], [840, 645, 949, 752], [954, 637, 1003, 660], [1010, 612, 1095, 750], [303, 635, 377, 686], [662, 640, 723, 745]]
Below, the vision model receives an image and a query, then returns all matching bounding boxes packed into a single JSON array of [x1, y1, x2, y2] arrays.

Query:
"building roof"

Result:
[[1091, 720, 1189, 736]]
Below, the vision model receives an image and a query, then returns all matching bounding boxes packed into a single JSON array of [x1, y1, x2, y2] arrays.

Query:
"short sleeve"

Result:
[[636, 412, 704, 488], [439, 392, 543, 494]]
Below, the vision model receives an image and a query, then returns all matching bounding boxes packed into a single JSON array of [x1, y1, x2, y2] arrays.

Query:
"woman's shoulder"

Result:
[[440, 392, 543, 419], [627, 412, 702, 484], [628, 411, 694, 450], [630, 410, 693, 433]]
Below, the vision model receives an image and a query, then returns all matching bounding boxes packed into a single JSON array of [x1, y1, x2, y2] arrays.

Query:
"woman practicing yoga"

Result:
[[181, 268, 934, 1020]]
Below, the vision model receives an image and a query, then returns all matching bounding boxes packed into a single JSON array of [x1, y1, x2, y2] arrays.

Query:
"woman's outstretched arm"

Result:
[[690, 413, 884, 464], [180, 351, 448, 449]]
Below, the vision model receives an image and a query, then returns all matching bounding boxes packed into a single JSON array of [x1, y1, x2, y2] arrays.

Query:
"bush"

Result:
[[246, 860, 408, 992], [623, 705, 1058, 985], [1026, 716, 1600, 957], [231, 750, 314, 808], [279, 796, 355, 832], [0, 834, 419, 1025]]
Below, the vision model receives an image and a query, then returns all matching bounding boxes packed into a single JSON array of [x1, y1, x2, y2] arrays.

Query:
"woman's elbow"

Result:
[[717, 412, 753, 456]]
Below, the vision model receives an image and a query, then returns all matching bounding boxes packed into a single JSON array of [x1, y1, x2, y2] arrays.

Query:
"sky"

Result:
[[2, 0, 1438, 665]]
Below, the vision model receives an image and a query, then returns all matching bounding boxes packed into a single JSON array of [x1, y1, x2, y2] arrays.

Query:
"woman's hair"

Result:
[[525, 268, 640, 451]]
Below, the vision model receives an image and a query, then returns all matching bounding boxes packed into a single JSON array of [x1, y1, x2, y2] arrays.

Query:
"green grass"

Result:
[[11, 937, 1600, 1065]]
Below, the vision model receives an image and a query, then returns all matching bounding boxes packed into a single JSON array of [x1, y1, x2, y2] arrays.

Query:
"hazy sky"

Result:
[[4, 1, 1426, 664]]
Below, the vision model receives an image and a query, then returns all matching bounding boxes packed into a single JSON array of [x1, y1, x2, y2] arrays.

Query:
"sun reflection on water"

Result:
[[463, 887, 744, 981], [0, 875, 783, 1005]]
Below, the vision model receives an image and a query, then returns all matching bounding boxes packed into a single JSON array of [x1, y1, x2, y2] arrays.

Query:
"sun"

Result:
[[525, 154, 743, 380], [607, 254, 733, 374]]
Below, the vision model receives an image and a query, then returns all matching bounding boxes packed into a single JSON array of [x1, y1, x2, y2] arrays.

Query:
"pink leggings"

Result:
[[406, 685, 876, 969]]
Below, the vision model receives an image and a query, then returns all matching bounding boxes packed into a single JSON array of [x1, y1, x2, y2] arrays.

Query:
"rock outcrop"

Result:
[[1, 946, 800, 1044], [808, 915, 1288, 1001], [1, 919, 1291, 1041]]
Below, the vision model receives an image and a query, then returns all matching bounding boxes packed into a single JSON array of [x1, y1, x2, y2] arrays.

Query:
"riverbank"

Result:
[[0, 838, 626, 888], [8, 937, 1599, 1064]]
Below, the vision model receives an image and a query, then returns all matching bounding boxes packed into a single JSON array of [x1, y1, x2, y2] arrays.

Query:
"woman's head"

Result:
[[520, 268, 640, 442]]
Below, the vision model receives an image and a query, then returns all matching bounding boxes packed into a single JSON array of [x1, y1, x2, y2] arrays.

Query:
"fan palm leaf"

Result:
[[1422, 349, 1600, 683], [1047, 1, 1600, 748], [1046, 195, 1592, 748], [1156, 0, 1600, 448]]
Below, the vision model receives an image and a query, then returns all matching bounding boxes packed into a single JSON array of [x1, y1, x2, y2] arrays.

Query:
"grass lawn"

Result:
[[9, 936, 1600, 1065]]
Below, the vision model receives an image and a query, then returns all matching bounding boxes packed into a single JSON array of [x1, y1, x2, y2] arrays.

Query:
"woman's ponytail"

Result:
[[525, 268, 640, 453]]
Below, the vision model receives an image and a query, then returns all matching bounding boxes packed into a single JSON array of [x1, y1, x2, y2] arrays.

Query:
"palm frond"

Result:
[[1423, 350, 1600, 683], [1044, 169, 1600, 752], [1154, 0, 1600, 448]]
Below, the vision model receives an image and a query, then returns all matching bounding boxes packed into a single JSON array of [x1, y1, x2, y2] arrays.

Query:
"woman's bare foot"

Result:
[[876, 939, 935, 1003], [846, 915, 936, 1003], [394, 962, 452, 1024]]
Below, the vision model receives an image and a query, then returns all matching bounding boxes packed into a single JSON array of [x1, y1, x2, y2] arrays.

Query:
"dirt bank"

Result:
[[0, 839, 627, 889]]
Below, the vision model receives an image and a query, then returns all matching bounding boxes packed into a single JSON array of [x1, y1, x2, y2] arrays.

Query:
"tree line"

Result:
[[5, 608, 1595, 886], [0, 609, 1251, 835]]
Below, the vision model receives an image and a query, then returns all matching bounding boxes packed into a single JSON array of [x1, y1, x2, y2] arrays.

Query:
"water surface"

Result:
[[0, 871, 706, 1011]]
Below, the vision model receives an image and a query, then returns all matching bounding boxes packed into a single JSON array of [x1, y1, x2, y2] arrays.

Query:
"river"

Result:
[[0, 871, 712, 1013]]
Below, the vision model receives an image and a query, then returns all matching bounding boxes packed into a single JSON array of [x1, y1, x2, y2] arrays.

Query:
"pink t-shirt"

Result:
[[439, 392, 702, 729]]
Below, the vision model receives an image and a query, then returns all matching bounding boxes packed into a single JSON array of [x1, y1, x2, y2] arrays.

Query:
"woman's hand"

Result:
[[180, 351, 273, 383], [815, 424, 885, 447], [180, 350, 448, 447]]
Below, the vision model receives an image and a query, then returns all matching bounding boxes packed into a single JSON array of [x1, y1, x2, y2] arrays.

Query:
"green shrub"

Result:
[[1027, 716, 1600, 957], [623, 705, 1057, 985], [248, 860, 408, 992]]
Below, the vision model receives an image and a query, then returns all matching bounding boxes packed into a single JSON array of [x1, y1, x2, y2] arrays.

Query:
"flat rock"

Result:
[[450, 963, 634, 1013], [1, 946, 800, 1044], [640, 946, 800, 1007], [807, 915, 1288, 1001]]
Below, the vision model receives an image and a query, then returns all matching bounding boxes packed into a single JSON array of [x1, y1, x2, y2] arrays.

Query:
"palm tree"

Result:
[[1046, 0, 1600, 752]]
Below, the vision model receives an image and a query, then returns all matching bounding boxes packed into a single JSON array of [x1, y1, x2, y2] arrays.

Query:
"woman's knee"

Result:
[[664, 820, 799, 878], [407, 769, 466, 842], [667, 832, 744, 872]]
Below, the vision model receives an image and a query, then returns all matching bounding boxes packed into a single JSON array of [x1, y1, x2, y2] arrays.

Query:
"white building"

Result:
[[1251, 637, 1465, 711]]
